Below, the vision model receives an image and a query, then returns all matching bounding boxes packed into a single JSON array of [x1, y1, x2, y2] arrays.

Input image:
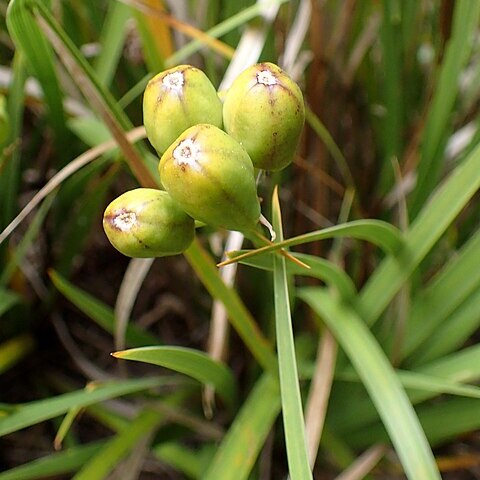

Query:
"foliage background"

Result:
[[1, 0, 480, 479]]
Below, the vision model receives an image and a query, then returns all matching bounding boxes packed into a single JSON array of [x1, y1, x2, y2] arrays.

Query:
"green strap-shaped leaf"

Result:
[[6, 0, 67, 146], [410, 0, 480, 216], [49, 270, 158, 347], [113, 346, 237, 409], [359, 140, 480, 327], [348, 397, 480, 450], [336, 368, 480, 400], [0, 334, 34, 375], [203, 374, 281, 480], [73, 409, 162, 480], [0, 377, 165, 437], [0, 441, 105, 480], [299, 287, 441, 480], [93, 1, 131, 87], [223, 219, 403, 267], [402, 226, 480, 361], [184, 239, 277, 373], [236, 252, 357, 302], [0, 288, 20, 317], [271, 189, 313, 480]]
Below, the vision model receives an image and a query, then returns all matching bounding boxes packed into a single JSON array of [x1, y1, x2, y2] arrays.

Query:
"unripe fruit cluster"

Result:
[[103, 63, 304, 258]]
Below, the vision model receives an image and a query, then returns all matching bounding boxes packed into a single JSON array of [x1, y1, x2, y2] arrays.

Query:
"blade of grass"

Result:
[[0, 377, 166, 437], [32, 2, 157, 187], [153, 442, 205, 479], [72, 409, 162, 480], [6, 0, 67, 147], [0, 288, 20, 317], [93, 1, 131, 87], [54, 164, 118, 277], [349, 397, 480, 449], [272, 186, 313, 480], [299, 288, 441, 480], [165, 0, 289, 67], [0, 193, 55, 286], [112, 346, 237, 408], [0, 51, 26, 228], [0, 334, 34, 374], [378, 0, 402, 192], [54, 405, 82, 451], [49, 269, 158, 347], [305, 106, 355, 190], [415, 398, 480, 447], [337, 368, 480, 400], [409, 288, 480, 365], [203, 374, 281, 480], [184, 239, 277, 374], [123, 0, 235, 63], [0, 441, 106, 480], [237, 252, 357, 302], [114, 258, 154, 351], [401, 226, 480, 360], [327, 343, 480, 434], [136, 0, 174, 68], [410, 0, 480, 216], [219, 219, 403, 267], [359, 140, 480, 327]]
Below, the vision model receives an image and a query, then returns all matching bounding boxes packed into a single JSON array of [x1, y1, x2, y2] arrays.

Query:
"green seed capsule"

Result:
[[143, 65, 223, 154], [223, 62, 305, 171], [159, 124, 260, 232], [103, 188, 195, 258]]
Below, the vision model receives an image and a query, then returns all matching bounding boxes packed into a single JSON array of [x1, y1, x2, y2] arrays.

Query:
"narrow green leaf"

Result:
[[272, 189, 313, 480], [203, 374, 281, 480], [395, 370, 480, 400], [224, 219, 403, 267], [379, 0, 403, 192], [32, 1, 157, 188], [0, 194, 55, 287], [337, 368, 480, 399], [153, 442, 205, 479], [0, 334, 34, 374], [94, 1, 131, 87], [0, 377, 166, 437], [184, 239, 277, 373], [235, 252, 357, 302], [73, 409, 162, 480], [305, 107, 354, 188], [299, 288, 441, 480], [410, 0, 480, 216], [6, 0, 67, 146], [0, 51, 26, 227], [0, 441, 105, 480], [418, 344, 480, 386], [415, 398, 480, 447], [410, 290, 480, 364], [113, 346, 237, 408], [349, 398, 480, 449], [165, 0, 289, 67], [0, 288, 20, 317], [359, 141, 480, 326], [402, 227, 480, 360], [327, 344, 480, 435], [49, 270, 158, 347]]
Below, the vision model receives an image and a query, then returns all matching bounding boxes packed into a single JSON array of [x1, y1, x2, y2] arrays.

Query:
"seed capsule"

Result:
[[223, 62, 305, 171], [159, 124, 260, 232], [143, 65, 223, 154], [103, 188, 195, 258]]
